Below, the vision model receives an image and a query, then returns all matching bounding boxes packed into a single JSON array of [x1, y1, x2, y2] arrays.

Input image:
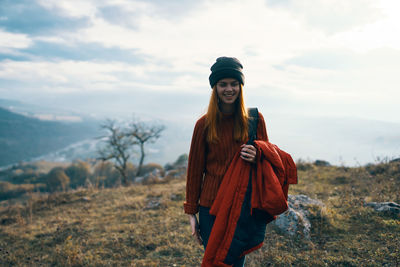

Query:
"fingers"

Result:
[[188, 215, 203, 245], [240, 144, 256, 162], [189, 215, 197, 235], [240, 155, 255, 163], [195, 231, 203, 245], [240, 144, 256, 154], [191, 224, 198, 236], [191, 227, 202, 245]]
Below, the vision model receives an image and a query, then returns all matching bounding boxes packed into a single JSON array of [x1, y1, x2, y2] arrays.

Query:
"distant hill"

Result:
[[0, 98, 86, 120], [0, 107, 99, 167], [1, 98, 399, 167]]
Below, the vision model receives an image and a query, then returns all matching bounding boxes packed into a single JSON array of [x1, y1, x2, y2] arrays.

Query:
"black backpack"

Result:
[[247, 107, 259, 144]]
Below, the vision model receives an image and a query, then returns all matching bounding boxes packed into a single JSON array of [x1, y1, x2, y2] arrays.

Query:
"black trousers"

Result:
[[198, 206, 246, 267]]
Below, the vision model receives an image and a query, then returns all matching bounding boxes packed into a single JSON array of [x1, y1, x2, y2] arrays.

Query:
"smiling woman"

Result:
[[182, 57, 298, 266], [184, 57, 256, 266]]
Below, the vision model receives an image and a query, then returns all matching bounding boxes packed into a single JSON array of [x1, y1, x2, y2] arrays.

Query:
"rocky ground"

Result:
[[0, 160, 399, 266]]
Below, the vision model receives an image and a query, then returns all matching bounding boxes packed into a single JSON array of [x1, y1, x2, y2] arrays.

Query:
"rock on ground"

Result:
[[273, 194, 324, 239], [365, 202, 400, 215]]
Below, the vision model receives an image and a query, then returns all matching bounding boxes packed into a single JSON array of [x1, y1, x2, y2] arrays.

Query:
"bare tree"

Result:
[[128, 119, 165, 176], [97, 119, 136, 185]]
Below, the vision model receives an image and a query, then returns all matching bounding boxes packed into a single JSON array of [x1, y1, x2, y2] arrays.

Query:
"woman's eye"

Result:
[[231, 82, 239, 87]]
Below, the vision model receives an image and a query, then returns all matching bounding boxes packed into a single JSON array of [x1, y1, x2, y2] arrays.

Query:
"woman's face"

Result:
[[216, 78, 240, 106]]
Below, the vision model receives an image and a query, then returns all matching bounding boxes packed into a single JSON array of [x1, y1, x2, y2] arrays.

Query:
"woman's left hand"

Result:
[[240, 144, 257, 163]]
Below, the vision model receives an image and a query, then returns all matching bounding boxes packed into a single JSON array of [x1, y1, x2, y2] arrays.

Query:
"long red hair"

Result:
[[205, 84, 248, 143]]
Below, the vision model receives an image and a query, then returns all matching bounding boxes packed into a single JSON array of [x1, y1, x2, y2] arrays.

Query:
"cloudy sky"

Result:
[[1, 0, 399, 121], [1, 0, 400, 164]]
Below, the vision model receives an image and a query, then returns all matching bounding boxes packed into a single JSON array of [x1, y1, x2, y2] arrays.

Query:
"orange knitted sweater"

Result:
[[184, 112, 269, 214]]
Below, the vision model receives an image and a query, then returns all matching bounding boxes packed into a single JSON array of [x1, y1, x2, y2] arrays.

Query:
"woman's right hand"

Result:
[[188, 214, 203, 245]]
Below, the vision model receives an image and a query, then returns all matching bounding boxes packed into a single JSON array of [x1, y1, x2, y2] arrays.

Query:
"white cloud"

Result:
[[0, 29, 33, 53], [30, 0, 400, 78], [1, 0, 399, 123], [0, 59, 197, 94], [320, 0, 400, 52], [37, 0, 97, 18], [266, 0, 382, 34], [0, 60, 133, 91], [63, 0, 325, 86]]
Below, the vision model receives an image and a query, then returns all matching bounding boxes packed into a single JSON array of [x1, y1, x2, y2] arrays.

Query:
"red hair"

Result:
[[205, 84, 248, 143]]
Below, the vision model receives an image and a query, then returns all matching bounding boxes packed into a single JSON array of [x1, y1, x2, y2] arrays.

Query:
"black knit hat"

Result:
[[209, 56, 245, 88]]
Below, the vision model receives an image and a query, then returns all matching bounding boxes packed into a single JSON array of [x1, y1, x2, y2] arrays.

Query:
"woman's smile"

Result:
[[222, 93, 236, 102]]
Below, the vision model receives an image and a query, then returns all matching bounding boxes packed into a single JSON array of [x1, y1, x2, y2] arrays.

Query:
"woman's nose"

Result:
[[226, 85, 233, 91]]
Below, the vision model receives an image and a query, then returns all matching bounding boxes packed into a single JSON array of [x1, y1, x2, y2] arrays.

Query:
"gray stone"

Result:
[[288, 194, 324, 209], [365, 202, 400, 215], [81, 196, 91, 202], [136, 169, 162, 183], [165, 168, 186, 179], [314, 160, 330, 166], [170, 193, 184, 201], [272, 194, 324, 239], [144, 197, 162, 210]]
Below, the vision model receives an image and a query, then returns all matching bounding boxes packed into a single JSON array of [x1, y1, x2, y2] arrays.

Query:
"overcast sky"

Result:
[[1, 0, 399, 124]]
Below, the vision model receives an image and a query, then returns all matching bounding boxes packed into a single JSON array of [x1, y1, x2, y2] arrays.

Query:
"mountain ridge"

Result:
[[0, 107, 99, 167]]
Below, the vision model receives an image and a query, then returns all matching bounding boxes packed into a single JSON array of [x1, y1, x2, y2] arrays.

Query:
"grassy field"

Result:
[[0, 160, 399, 266]]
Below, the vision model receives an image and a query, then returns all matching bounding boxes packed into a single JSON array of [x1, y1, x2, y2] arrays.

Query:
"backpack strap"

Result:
[[247, 107, 259, 145]]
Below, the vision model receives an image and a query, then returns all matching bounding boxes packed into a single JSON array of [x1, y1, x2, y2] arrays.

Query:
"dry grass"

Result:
[[0, 161, 399, 266], [249, 161, 400, 266]]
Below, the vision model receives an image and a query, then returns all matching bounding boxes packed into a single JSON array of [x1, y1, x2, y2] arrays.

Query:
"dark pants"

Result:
[[199, 206, 246, 267]]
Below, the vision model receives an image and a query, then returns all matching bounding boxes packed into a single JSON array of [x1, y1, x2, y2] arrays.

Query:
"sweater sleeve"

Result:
[[184, 116, 207, 214], [257, 112, 269, 142]]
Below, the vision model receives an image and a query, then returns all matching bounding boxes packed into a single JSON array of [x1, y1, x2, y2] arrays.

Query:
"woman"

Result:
[[184, 57, 270, 266]]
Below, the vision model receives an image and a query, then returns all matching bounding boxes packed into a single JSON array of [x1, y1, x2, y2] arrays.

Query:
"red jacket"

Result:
[[202, 140, 297, 266]]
